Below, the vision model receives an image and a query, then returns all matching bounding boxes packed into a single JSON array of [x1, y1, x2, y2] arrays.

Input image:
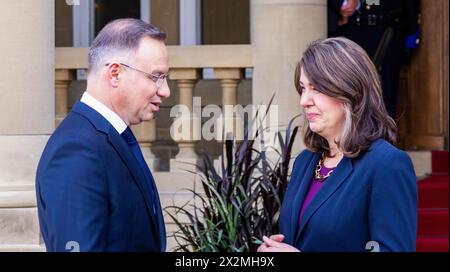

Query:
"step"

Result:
[[0, 207, 41, 245], [416, 236, 449, 252], [418, 179, 449, 209], [432, 150, 449, 174], [0, 244, 45, 252], [420, 174, 449, 184], [418, 209, 449, 236]]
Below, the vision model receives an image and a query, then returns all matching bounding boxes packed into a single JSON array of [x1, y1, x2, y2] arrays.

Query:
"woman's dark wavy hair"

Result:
[[294, 37, 397, 158]]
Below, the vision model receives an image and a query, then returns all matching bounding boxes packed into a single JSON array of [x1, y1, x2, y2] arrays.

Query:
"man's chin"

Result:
[[142, 112, 155, 121]]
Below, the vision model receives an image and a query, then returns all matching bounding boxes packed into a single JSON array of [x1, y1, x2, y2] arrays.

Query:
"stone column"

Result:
[[251, 0, 327, 156], [169, 68, 201, 172], [214, 69, 243, 169], [0, 0, 54, 251], [55, 69, 76, 127], [215, 68, 244, 141], [131, 120, 159, 171]]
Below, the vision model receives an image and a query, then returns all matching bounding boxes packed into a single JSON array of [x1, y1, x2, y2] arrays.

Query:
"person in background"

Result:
[[328, 0, 421, 118], [258, 37, 417, 252]]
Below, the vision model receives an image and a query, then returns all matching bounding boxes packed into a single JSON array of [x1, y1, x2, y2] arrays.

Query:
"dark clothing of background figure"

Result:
[[328, 0, 420, 118]]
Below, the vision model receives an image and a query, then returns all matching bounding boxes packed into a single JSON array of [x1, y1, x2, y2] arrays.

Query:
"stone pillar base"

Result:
[[144, 158, 160, 172], [0, 244, 45, 252], [213, 156, 225, 174], [407, 151, 432, 178], [0, 207, 42, 250], [141, 148, 160, 172], [170, 158, 200, 172]]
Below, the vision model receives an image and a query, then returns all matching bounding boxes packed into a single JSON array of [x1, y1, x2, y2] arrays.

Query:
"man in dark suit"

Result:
[[36, 18, 170, 251], [328, 0, 420, 118]]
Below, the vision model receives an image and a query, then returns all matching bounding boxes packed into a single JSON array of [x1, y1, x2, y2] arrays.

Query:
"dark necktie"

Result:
[[121, 127, 156, 213], [121, 127, 166, 251]]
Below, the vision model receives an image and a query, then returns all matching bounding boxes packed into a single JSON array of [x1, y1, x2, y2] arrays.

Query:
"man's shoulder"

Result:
[[48, 111, 109, 151], [57, 111, 100, 136], [37, 112, 113, 178]]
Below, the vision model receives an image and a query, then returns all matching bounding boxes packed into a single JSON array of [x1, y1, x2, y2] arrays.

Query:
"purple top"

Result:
[[298, 165, 335, 226]]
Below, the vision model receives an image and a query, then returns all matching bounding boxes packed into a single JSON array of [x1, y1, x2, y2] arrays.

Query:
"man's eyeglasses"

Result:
[[105, 63, 169, 89]]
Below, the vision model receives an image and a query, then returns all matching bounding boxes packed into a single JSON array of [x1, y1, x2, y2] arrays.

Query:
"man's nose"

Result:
[[157, 80, 170, 98]]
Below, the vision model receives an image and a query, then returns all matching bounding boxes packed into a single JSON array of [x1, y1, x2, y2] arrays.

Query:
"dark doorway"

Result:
[[94, 0, 140, 36]]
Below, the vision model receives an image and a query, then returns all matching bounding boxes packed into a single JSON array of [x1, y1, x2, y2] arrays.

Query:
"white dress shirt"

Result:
[[80, 91, 127, 134]]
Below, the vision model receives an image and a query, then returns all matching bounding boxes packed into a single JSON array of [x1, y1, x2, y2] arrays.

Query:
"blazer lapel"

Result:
[[288, 153, 320, 243], [295, 156, 353, 241], [147, 170, 167, 251]]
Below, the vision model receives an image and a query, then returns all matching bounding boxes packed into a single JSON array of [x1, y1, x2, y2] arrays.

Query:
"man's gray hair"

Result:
[[88, 18, 166, 74]]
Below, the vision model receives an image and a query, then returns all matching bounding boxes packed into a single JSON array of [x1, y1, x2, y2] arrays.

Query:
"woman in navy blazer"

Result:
[[258, 37, 417, 252]]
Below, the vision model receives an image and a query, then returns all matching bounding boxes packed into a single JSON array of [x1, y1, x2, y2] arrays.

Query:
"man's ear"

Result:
[[107, 63, 121, 87]]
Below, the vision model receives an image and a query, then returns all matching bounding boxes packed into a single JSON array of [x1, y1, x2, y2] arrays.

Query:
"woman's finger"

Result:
[[263, 235, 283, 248], [269, 234, 285, 242]]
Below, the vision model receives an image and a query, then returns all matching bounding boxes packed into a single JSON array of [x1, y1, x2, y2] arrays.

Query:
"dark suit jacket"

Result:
[[36, 101, 166, 251], [328, 0, 344, 37], [327, 0, 421, 117], [279, 139, 417, 251]]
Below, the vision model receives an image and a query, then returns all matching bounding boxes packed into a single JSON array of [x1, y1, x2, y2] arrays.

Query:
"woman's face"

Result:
[[299, 68, 345, 142]]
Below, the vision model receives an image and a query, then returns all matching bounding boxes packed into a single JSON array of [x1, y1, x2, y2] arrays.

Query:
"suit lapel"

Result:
[[288, 153, 320, 243], [147, 170, 166, 251], [295, 156, 353, 242]]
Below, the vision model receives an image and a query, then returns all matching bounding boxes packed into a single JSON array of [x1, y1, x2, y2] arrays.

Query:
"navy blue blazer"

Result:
[[279, 139, 417, 252], [36, 101, 166, 252]]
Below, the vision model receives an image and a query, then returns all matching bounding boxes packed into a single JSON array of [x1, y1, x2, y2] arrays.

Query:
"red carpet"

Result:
[[416, 150, 449, 252]]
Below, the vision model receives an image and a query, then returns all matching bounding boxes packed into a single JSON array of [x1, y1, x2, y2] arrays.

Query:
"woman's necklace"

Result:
[[315, 152, 334, 182]]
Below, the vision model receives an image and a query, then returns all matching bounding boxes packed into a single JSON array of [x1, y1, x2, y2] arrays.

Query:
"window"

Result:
[[70, 0, 150, 47], [57, 0, 250, 47]]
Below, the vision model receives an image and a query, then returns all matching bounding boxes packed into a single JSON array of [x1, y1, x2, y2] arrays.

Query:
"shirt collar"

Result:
[[80, 91, 127, 134]]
